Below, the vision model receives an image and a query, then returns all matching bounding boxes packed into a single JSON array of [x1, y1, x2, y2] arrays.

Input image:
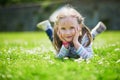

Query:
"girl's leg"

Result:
[[91, 22, 106, 39], [37, 20, 53, 42]]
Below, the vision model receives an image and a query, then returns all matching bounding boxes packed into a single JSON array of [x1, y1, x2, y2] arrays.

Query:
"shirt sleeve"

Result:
[[56, 45, 69, 58], [76, 33, 94, 59], [76, 44, 93, 59]]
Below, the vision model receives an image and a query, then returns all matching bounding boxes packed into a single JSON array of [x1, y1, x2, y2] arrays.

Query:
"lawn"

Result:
[[0, 31, 120, 80]]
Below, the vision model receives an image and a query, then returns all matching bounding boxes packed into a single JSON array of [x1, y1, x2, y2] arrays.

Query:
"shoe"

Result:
[[92, 21, 106, 35], [37, 20, 51, 31], [93, 21, 106, 34], [91, 22, 106, 39]]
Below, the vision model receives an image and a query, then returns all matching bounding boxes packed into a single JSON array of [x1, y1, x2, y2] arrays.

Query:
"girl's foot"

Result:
[[91, 21, 106, 38], [37, 20, 52, 31], [37, 20, 53, 41]]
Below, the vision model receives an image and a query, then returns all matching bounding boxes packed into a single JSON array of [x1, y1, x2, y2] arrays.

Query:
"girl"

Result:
[[37, 5, 106, 59]]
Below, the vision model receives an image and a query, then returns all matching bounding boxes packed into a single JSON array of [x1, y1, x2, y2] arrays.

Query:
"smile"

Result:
[[66, 36, 72, 38]]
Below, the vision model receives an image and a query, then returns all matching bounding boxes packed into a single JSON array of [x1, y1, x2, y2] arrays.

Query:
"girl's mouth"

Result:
[[64, 36, 73, 42], [66, 36, 72, 38]]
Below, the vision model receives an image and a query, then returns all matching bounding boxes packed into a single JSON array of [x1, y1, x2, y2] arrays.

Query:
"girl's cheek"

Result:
[[59, 30, 64, 35], [72, 29, 76, 35]]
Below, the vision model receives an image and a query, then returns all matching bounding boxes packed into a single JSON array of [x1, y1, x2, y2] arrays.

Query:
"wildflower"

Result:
[[86, 59, 91, 64], [49, 60, 54, 64], [114, 48, 120, 51], [74, 57, 84, 63], [116, 59, 120, 63], [64, 57, 69, 60]]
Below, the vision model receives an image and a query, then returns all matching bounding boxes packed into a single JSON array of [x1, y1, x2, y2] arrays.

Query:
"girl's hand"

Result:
[[73, 26, 82, 49], [57, 30, 70, 48]]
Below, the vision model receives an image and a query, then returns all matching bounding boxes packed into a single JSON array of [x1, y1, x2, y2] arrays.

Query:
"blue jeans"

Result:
[[46, 28, 53, 42]]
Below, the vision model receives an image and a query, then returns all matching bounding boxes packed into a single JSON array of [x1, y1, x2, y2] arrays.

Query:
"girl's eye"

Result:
[[70, 26, 74, 29], [61, 27, 65, 30]]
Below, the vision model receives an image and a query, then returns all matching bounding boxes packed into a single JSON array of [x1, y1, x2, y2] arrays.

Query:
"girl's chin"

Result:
[[65, 39, 73, 42]]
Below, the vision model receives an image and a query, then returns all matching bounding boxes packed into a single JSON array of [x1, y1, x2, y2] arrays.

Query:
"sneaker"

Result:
[[95, 21, 106, 34], [91, 21, 106, 37], [37, 20, 52, 31]]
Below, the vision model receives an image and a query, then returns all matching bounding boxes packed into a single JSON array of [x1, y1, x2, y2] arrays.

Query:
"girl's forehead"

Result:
[[58, 17, 78, 26]]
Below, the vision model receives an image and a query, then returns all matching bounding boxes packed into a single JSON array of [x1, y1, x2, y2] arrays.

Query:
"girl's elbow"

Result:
[[86, 52, 93, 59], [81, 52, 93, 59], [56, 54, 64, 59]]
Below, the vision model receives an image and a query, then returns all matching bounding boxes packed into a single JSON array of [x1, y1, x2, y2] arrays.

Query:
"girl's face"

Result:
[[58, 17, 82, 42]]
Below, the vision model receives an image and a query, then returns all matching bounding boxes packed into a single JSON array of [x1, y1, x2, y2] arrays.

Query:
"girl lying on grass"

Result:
[[37, 5, 106, 60]]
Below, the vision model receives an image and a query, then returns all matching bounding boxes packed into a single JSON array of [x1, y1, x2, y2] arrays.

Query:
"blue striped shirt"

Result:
[[56, 34, 93, 59]]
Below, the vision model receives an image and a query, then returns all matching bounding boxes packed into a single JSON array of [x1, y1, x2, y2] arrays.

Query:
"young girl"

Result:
[[37, 5, 106, 59]]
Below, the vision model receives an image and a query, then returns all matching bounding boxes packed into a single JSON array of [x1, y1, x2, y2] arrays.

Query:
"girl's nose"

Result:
[[66, 30, 71, 34]]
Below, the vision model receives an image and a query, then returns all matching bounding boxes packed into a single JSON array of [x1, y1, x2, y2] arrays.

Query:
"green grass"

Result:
[[0, 31, 120, 80]]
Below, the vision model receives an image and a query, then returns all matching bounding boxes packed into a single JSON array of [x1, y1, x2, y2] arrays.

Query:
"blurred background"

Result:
[[0, 0, 120, 32]]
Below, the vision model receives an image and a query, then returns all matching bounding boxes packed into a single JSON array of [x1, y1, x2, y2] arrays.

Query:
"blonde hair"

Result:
[[53, 5, 92, 52]]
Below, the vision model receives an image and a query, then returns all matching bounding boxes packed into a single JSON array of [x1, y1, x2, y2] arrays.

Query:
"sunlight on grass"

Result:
[[0, 31, 120, 80]]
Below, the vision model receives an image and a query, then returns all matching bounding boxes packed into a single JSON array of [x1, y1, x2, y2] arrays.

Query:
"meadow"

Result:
[[0, 31, 120, 80]]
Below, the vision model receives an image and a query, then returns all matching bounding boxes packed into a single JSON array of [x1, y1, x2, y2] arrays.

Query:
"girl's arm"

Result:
[[76, 43, 93, 59], [75, 33, 93, 59], [73, 27, 93, 59], [56, 45, 69, 58]]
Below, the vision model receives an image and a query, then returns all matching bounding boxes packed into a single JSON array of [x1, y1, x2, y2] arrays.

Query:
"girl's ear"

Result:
[[79, 29, 82, 36], [80, 23, 82, 27], [78, 25, 82, 36], [79, 23, 83, 30], [56, 27, 59, 35]]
